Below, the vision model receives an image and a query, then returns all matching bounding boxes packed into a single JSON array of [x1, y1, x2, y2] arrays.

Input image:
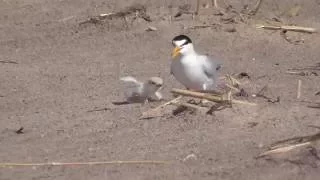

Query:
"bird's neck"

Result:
[[182, 49, 196, 57]]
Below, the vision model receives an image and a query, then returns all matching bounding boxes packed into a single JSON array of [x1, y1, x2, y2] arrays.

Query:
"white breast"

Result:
[[171, 55, 209, 90]]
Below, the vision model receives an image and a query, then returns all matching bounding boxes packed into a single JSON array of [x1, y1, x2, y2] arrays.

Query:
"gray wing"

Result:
[[201, 55, 222, 78], [200, 55, 222, 91]]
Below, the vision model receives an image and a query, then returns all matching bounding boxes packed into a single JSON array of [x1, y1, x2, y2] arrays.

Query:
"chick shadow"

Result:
[[112, 96, 160, 105]]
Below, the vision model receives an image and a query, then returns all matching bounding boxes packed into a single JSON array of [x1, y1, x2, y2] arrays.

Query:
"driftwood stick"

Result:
[[171, 88, 224, 102], [256, 25, 317, 33], [171, 88, 257, 106]]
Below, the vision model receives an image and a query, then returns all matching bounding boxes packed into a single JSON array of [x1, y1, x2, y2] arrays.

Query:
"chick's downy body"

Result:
[[120, 76, 163, 103]]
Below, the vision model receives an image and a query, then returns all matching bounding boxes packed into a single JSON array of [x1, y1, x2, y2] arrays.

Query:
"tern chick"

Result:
[[120, 76, 163, 103], [170, 35, 222, 92]]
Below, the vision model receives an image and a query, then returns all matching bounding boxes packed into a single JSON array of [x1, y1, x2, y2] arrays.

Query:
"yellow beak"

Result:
[[172, 47, 181, 58]]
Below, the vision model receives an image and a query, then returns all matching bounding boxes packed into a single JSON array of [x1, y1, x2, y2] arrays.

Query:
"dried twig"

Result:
[[171, 101, 203, 110], [171, 88, 257, 106], [286, 70, 318, 76], [140, 96, 182, 119], [257, 132, 320, 158], [174, 4, 193, 18], [87, 107, 110, 113], [185, 24, 221, 30], [224, 84, 240, 92], [258, 142, 312, 158], [0, 60, 18, 64], [256, 24, 317, 33], [308, 125, 320, 129], [297, 80, 302, 99], [79, 4, 151, 25], [196, 0, 200, 15], [248, 0, 263, 16], [288, 64, 320, 72], [0, 160, 169, 168], [212, 0, 219, 8], [225, 74, 241, 86], [307, 103, 320, 109], [145, 26, 157, 31], [254, 85, 280, 103], [172, 89, 224, 102], [171, 101, 210, 114]]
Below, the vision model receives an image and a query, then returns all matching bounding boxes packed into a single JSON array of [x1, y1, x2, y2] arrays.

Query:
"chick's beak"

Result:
[[172, 47, 181, 58]]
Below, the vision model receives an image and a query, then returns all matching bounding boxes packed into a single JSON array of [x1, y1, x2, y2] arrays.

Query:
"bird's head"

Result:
[[146, 77, 163, 93], [171, 35, 195, 58]]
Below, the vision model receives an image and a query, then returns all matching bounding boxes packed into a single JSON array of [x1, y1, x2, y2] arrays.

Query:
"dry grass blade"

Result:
[[288, 64, 320, 71], [225, 74, 241, 86], [307, 104, 320, 109], [308, 125, 320, 129], [196, 0, 200, 15], [212, 0, 219, 8], [224, 84, 240, 92], [286, 70, 318, 76], [171, 101, 209, 114], [140, 96, 182, 119], [258, 142, 312, 157], [185, 24, 220, 30], [258, 132, 320, 158], [256, 25, 317, 33], [145, 26, 157, 31], [248, 0, 263, 16], [297, 80, 302, 99], [0, 160, 169, 168]]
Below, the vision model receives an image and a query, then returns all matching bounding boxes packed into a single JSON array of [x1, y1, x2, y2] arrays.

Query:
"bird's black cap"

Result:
[[172, 35, 192, 45]]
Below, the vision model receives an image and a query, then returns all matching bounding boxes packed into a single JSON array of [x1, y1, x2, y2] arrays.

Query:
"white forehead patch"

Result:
[[173, 39, 187, 47]]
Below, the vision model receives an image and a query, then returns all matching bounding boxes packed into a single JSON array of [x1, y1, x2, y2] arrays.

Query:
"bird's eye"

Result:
[[181, 41, 189, 46]]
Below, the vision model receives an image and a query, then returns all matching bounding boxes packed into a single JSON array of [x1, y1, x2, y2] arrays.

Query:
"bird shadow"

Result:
[[112, 101, 131, 105], [112, 97, 161, 105]]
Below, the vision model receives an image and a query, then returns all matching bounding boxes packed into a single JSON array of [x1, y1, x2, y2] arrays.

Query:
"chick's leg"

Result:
[[155, 91, 163, 100]]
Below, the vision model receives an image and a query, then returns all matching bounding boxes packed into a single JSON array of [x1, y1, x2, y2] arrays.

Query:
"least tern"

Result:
[[170, 35, 222, 92], [120, 76, 163, 103]]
